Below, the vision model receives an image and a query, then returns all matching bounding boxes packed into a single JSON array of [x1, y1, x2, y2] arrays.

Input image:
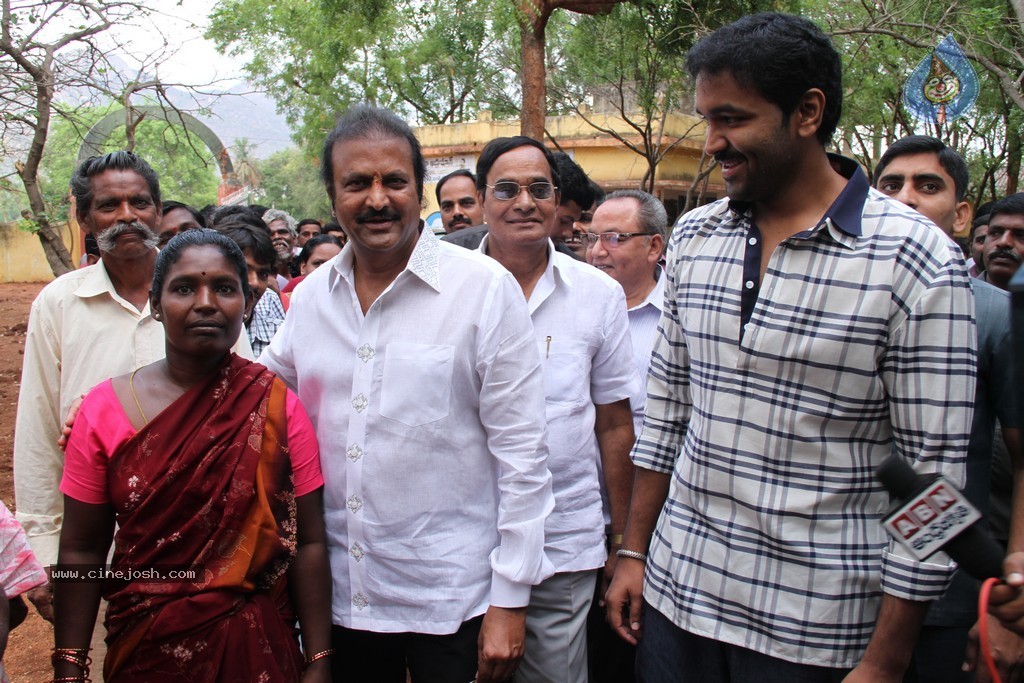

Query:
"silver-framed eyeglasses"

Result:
[[583, 232, 655, 248], [486, 181, 557, 201]]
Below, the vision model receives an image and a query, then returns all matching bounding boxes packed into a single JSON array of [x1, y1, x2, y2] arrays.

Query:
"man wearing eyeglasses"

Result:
[[475, 136, 640, 683], [584, 189, 666, 683], [585, 190, 666, 430]]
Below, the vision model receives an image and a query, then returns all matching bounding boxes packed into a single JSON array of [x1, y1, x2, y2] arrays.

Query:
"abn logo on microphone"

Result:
[[882, 480, 981, 561]]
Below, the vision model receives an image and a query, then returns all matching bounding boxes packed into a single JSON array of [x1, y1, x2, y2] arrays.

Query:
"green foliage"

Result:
[[38, 105, 220, 220], [810, 0, 1024, 203], [257, 147, 332, 221], [208, 0, 504, 152]]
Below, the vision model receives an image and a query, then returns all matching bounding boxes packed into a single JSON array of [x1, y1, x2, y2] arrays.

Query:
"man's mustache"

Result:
[[988, 248, 1021, 264], [356, 208, 401, 223], [96, 221, 158, 253]]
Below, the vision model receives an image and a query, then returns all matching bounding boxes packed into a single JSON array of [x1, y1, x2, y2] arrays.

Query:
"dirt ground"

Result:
[[0, 282, 53, 681]]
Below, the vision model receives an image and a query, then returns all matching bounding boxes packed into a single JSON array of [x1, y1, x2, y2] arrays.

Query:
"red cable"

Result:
[[979, 576, 1003, 683]]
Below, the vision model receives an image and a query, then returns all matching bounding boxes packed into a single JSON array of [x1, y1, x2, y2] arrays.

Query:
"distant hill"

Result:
[[174, 83, 295, 159], [56, 58, 295, 161]]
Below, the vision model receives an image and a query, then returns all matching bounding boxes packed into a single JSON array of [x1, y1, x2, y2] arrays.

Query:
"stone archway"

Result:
[[76, 106, 242, 203]]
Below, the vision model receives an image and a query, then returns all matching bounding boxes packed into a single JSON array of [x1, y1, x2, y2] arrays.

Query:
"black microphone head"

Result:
[[876, 455, 925, 500]]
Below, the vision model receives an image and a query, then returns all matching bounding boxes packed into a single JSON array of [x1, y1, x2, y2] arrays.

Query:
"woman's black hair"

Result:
[[297, 234, 344, 265], [151, 229, 252, 304]]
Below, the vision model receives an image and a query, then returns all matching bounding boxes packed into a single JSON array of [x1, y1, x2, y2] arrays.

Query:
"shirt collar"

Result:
[[478, 235, 567, 312], [630, 267, 665, 313], [73, 257, 154, 316], [73, 258, 116, 299], [726, 153, 868, 245], [329, 224, 441, 293]]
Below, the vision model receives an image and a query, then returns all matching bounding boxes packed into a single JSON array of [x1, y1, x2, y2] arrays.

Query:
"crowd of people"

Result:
[[3, 9, 1024, 683]]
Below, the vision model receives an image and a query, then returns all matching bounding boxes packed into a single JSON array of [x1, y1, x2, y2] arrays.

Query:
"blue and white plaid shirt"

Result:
[[635, 157, 976, 668], [249, 289, 286, 358]]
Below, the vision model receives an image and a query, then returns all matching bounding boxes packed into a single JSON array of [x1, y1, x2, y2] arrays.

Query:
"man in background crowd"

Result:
[[982, 193, 1024, 291], [873, 134, 1023, 682], [436, 169, 484, 233], [297, 218, 323, 247], [158, 200, 205, 248], [583, 188, 667, 683]]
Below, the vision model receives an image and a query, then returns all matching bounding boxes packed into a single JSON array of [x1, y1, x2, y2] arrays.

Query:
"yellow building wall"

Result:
[[0, 221, 76, 283], [417, 110, 722, 217]]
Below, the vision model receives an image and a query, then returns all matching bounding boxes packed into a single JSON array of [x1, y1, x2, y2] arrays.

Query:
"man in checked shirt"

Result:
[[605, 12, 976, 683]]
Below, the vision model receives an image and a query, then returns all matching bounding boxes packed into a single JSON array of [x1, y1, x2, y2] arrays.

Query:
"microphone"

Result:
[[876, 455, 1004, 580]]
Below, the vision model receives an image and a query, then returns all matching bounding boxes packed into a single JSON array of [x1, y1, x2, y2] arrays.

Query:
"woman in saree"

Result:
[[53, 229, 332, 682]]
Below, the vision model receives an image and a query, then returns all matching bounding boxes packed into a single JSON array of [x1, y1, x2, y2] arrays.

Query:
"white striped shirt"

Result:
[[635, 158, 976, 667]]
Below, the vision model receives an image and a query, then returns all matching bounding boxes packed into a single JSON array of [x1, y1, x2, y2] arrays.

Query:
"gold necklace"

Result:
[[129, 367, 148, 424]]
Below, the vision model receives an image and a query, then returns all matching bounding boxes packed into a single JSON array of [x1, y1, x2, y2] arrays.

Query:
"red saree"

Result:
[[101, 354, 303, 681]]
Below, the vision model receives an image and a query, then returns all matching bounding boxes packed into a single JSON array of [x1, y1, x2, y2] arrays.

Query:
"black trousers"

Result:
[[330, 615, 483, 683]]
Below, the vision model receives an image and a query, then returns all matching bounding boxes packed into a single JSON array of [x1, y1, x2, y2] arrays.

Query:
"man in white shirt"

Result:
[[474, 136, 639, 683], [13, 151, 253, 620], [582, 189, 666, 683], [585, 189, 667, 436], [259, 106, 554, 683]]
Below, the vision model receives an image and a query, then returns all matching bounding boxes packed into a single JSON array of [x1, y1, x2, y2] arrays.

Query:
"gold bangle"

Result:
[[51, 648, 92, 670], [608, 533, 623, 545], [305, 648, 335, 666]]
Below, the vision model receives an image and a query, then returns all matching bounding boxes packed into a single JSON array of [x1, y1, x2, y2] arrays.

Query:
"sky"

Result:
[[48, 0, 250, 87], [145, 0, 248, 85]]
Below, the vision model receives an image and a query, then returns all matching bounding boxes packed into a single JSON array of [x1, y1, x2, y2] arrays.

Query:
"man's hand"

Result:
[[989, 553, 1024, 633], [965, 616, 1024, 682], [26, 582, 53, 623], [476, 605, 526, 683], [56, 395, 84, 451], [604, 555, 644, 645], [599, 549, 619, 606]]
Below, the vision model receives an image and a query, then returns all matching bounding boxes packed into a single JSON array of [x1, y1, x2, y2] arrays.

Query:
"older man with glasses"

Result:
[[475, 136, 640, 683], [581, 189, 666, 683]]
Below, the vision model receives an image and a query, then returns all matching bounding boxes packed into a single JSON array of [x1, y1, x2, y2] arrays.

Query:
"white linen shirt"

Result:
[[479, 237, 640, 573], [260, 227, 555, 634], [14, 258, 253, 565]]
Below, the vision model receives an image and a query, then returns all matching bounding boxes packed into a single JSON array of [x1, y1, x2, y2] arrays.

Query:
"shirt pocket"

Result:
[[540, 339, 589, 407], [380, 342, 455, 426]]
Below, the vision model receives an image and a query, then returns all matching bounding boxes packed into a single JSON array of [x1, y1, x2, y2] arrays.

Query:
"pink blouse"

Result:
[[62, 379, 323, 504]]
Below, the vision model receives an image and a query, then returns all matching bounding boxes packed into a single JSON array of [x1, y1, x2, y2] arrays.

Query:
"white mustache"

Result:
[[96, 221, 159, 253]]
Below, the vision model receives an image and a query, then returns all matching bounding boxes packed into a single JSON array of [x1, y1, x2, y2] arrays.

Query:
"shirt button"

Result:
[[748, 237, 757, 245], [745, 280, 755, 289], [346, 495, 363, 513], [350, 542, 365, 561], [357, 344, 375, 362], [352, 592, 369, 610], [347, 444, 364, 462], [352, 393, 368, 412]]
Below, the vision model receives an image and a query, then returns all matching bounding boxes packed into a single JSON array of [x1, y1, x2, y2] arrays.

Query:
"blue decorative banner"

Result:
[[903, 35, 979, 125]]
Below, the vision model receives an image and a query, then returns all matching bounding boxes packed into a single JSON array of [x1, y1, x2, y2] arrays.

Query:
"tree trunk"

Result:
[[18, 60, 73, 276], [1006, 122, 1021, 196], [519, 3, 548, 141]]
